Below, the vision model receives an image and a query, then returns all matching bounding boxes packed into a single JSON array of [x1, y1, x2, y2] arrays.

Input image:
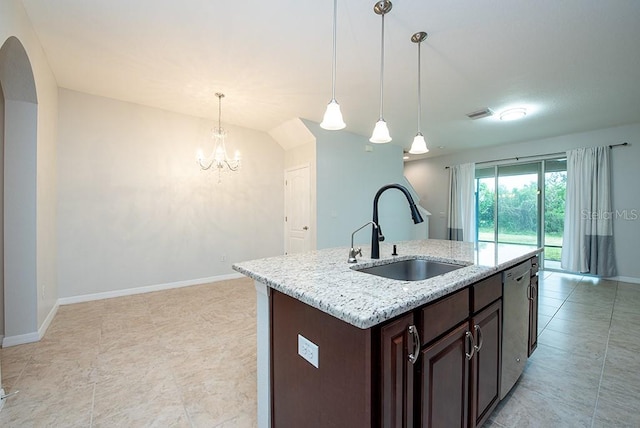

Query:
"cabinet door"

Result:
[[469, 300, 502, 428], [419, 322, 469, 428], [528, 274, 539, 356], [380, 313, 415, 428]]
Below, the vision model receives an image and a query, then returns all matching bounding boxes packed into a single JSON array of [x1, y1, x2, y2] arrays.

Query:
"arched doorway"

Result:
[[0, 36, 39, 348]]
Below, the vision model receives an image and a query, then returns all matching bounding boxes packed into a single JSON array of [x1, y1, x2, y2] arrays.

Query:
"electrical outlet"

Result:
[[298, 334, 319, 368], [220, 254, 226, 262], [41, 284, 45, 299]]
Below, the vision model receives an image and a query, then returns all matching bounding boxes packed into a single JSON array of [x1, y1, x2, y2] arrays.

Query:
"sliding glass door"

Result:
[[476, 159, 566, 269]]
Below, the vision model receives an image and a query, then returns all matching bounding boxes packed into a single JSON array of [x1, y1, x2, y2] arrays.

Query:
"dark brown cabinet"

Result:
[[469, 300, 502, 428], [380, 313, 415, 428], [419, 321, 470, 427], [382, 274, 502, 428], [270, 257, 537, 428]]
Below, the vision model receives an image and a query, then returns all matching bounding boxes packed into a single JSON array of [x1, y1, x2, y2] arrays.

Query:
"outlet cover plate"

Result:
[[297, 334, 319, 368]]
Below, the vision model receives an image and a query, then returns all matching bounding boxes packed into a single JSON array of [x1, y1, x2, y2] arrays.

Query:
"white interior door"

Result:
[[284, 165, 311, 254]]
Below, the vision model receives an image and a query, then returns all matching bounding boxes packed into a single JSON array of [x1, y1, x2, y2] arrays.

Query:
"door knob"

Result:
[[303, 226, 309, 230]]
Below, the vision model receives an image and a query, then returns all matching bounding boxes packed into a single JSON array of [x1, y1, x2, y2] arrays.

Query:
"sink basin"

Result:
[[354, 259, 465, 281]]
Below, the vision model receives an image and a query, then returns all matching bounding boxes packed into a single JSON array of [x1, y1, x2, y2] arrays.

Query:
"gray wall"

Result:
[[405, 122, 640, 281], [307, 120, 423, 251], [57, 89, 285, 298]]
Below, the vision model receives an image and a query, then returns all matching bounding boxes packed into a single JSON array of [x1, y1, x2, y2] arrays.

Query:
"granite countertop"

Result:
[[232, 239, 541, 329]]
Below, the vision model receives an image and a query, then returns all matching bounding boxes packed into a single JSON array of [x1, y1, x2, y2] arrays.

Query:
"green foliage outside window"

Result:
[[477, 171, 566, 261]]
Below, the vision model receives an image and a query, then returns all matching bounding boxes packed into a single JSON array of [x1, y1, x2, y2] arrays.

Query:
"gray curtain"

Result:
[[561, 146, 617, 276]]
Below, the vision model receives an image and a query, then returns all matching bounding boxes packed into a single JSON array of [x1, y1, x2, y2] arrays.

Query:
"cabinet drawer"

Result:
[[471, 274, 501, 313], [420, 288, 469, 344]]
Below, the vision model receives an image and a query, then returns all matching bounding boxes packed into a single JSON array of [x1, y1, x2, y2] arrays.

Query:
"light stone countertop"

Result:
[[232, 239, 541, 329]]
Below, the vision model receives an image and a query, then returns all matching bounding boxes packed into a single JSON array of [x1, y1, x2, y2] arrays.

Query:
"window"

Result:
[[476, 158, 567, 269]]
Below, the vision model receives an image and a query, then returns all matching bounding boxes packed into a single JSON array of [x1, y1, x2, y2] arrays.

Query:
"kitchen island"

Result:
[[233, 239, 541, 428]]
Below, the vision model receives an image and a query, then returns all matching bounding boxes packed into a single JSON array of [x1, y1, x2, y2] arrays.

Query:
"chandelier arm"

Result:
[[224, 160, 240, 172], [198, 157, 214, 170]]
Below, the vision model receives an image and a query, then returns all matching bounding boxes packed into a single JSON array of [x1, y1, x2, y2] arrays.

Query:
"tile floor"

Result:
[[0, 277, 258, 427], [487, 271, 640, 428], [0, 271, 638, 427]]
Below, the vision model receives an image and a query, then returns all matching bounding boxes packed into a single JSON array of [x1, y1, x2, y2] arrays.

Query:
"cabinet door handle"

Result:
[[408, 325, 421, 365], [474, 325, 483, 352], [465, 331, 476, 360]]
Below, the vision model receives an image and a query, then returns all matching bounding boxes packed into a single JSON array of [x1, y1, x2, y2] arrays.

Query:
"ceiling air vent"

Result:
[[466, 108, 494, 120]]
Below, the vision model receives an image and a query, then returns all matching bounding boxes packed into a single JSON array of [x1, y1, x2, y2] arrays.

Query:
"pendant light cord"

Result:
[[331, 0, 338, 101], [417, 40, 422, 134], [378, 12, 385, 120]]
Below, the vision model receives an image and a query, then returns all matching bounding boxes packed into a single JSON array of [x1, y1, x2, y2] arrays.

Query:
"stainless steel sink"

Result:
[[354, 258, 465, 281]]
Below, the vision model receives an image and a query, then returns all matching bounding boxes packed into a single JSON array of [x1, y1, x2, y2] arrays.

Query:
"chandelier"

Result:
[[197, 92, 241, 182]]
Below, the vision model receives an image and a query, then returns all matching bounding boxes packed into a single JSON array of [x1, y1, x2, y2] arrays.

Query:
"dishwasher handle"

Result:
[[513, 270, 530, 283]]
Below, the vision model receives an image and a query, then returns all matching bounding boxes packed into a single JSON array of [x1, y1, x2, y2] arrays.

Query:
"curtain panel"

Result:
[[561, 146, 617, 276], [447, 162, 476, 242]]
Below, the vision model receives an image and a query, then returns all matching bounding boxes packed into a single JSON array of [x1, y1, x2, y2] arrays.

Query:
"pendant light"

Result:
[[409, 31, 429, 154], [370, 1, 392, 143], [320, 0, 346, 130]]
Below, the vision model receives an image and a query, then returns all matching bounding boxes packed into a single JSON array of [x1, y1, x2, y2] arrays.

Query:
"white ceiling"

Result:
[[20, 0, 640, 158]]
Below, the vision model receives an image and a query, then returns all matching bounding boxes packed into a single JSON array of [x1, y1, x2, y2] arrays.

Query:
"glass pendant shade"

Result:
[[370, 119, 392, 143], [409, 133, 429, 154], [320, 99, 346, 130], [320, 0, 346, 131]]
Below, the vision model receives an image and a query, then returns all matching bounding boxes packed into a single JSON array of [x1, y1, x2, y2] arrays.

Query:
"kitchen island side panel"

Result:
[[271, 290, 373, 427]]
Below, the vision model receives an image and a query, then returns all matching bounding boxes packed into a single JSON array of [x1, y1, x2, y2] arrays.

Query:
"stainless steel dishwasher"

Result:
[[500, 259, 531, 399]]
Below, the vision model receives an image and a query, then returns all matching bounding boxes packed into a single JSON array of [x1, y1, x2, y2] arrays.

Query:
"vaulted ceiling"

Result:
[[20, 0, 640, 158]]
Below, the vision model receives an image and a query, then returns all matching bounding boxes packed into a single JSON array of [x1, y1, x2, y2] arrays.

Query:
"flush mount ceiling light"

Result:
[[320, 0, 346, 130], [409, 31, 429, 155], [370, 0, 393, 144], [500, 107, 527, 121], [197, 93, 241, 183]]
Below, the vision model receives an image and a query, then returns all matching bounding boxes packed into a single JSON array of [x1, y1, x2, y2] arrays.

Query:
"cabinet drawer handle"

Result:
[[465, 331, 476, 360], [408, 325, 421, 365], [474, 325, 483, 352]]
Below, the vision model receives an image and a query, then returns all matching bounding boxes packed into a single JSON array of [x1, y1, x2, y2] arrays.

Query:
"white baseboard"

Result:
[[2, 331, 40, 347], [1, 273, 244, 347], [57, 272, 244, 305], [37, 300, 60, 337], [3, 301, 58, 347], [612, 275, 640, 284]]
